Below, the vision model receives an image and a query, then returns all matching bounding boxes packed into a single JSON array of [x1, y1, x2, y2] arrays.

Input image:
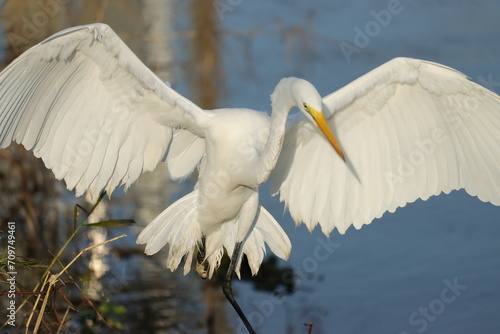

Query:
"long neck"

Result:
[[257, 81, 294, 182]]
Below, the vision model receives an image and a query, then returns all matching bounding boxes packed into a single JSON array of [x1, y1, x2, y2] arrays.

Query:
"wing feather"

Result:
[[270, 57, 500, 235], [165, 129, 206, 180], [0, 24, 209, 198]]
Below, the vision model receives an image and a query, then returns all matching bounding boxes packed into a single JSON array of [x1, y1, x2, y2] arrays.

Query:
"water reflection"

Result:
[[0, 1, 309, 332], [85, 193, 108, 302], [2, 1, 499, 333], [0, 0, 222, 332]]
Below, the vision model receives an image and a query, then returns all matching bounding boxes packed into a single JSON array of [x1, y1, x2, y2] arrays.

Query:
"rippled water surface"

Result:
[[1, 1, 499, 333]]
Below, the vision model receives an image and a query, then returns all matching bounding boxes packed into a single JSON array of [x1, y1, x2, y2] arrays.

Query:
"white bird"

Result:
[[0, 24, 499, 333]]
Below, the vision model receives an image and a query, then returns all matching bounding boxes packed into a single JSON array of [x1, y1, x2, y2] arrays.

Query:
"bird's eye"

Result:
[[303, 102, 309, 111]]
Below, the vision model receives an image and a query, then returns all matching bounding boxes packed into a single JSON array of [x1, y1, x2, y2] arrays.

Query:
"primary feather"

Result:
[[270, 57, 500, 235], [0, 24, 498, 281], [0, 23, 209, 199]]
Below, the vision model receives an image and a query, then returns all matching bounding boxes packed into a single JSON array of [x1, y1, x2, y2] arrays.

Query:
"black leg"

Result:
[[196, 236, 208, 279], [223, 241, 256, 334]]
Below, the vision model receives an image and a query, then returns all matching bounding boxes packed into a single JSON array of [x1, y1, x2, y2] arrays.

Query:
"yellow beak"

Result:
[[310, 108, 345, 161]]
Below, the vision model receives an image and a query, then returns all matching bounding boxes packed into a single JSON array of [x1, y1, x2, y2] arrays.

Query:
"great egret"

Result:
[[0, 24, 499, 333]]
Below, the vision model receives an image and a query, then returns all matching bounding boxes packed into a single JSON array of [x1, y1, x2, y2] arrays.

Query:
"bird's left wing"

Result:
[[270, 57, 500, 235], [0, 24, 210, 199]]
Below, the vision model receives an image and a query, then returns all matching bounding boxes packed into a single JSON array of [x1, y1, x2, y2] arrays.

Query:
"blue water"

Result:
[[214, 1, 500, 333], [2, 1, 498, 333]]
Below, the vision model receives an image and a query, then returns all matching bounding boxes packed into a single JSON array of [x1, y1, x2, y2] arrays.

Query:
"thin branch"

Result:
[[31, 234, 126, 333], [56, 306, 71, 334], [304, 322, 314, 334]]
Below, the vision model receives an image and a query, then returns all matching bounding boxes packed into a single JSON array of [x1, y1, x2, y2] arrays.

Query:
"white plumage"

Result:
[[0, 24, 207, 199], [0, 24, 499, 281], [271, 58, 500, 235]]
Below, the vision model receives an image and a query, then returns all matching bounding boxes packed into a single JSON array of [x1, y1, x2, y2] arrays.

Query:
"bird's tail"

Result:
[[136, 190, 291, 278], [203, 204, 292, 278], [136, 190, 201, 275]]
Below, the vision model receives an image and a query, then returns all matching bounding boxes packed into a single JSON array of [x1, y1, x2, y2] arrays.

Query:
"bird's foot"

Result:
[[196, 236, 209, 279]]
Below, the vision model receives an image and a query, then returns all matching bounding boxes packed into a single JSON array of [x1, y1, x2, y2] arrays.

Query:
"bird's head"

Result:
[[292, 79, 345, 161]]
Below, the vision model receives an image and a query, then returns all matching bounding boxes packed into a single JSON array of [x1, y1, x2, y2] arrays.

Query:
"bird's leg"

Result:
[[196, 235, 209, 279], [223, 241, 256, 334]]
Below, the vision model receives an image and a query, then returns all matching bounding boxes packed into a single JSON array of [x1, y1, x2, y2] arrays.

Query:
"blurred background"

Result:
[[0, 0, 499, 333]]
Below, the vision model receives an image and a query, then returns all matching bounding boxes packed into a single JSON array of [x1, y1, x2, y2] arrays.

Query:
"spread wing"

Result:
[[270, 57, 500, 235], [0, 24, 209, 198]]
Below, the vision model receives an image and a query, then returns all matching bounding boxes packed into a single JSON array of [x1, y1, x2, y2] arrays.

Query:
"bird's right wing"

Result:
[[0, 24, 209, 198], [270, 57, 500, 235]]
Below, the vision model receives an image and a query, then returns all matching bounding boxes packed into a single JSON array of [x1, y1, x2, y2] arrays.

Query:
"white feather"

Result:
[[270, 57, 500, 235], [1, 24, 498, 289], [137, 190, 291, 277], [0, 23, 210, 199], [165, 129, 205, 180]]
